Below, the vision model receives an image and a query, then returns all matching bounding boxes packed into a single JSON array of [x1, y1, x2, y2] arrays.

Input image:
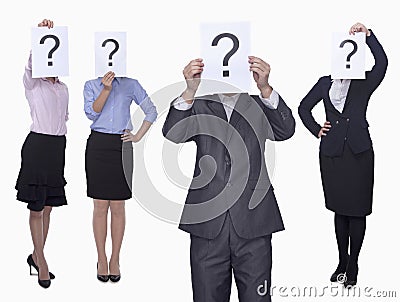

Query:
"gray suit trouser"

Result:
[[190, 213, 272, 302]]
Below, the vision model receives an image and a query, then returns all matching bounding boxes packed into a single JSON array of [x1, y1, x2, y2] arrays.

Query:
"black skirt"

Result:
[[15, 132, 67, 211], [319, 143, 374, 217], [85, 130, 133, 200]]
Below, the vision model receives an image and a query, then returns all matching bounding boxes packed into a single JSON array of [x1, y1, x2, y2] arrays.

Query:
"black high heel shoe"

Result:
[[330, 263, 348, 282], [330, 255, 349, 282], [38, 273, 51, 289], [344, 263, 359, 288], [27, 254, 55, 280], [330, 270, 346, 283], [97, 263, 109, 282], [109, 274, 121, 283], [109, 263, 121, 282]]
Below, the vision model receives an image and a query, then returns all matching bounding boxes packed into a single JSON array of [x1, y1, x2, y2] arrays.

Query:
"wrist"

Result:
[[133, 133, 142, 142], [184, 87, 197, 95], [260, 85, 273, 99], [182, 88, 196, 104]]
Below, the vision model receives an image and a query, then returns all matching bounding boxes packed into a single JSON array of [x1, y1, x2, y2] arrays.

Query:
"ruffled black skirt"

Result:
[[15, 132, 67, 211]]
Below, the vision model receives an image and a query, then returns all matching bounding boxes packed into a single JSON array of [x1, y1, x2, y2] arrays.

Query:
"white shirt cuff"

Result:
[[259, 90, 279, 110], [173, 96, 194, 110]]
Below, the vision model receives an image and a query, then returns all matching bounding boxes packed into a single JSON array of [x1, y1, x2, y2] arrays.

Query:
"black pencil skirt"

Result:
[[15, 132, 67, 211], [85, 130, 133, 200], [319, 143, 374, 217]]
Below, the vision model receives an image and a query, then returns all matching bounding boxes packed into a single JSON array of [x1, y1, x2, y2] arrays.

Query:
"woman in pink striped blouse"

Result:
[[15, 19, 69, 289]]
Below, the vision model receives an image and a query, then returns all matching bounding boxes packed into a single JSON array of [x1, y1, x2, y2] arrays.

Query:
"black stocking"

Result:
[[334, 213, 366, 280], [334, 213, 350, 272], [347, 216, 366, 279]]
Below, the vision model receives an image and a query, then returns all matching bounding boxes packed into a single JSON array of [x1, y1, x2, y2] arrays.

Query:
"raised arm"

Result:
[[92, 71, 114, 113], [23, 19, 54, 90], [249, 56, 295, 141], [348, 23, 388, 91], [162, 59, 203, 144], [261, 94, 296, 141], [23, 52, 36, 90], [83, 72, 114, 121]]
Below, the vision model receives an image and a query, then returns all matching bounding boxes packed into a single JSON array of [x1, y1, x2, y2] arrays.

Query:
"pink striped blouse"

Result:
[[23, 53, 69, 136]]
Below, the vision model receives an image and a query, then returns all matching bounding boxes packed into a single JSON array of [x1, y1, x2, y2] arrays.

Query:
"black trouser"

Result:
[[190, 213, 272, 302]]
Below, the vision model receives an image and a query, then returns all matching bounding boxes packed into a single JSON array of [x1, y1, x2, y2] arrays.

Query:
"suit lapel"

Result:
[[206, 95, 228, 121], [204, 93, 251, 144], [324, 77, 344, 115]]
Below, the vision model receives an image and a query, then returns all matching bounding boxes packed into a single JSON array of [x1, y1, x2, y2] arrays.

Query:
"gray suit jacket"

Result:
[[162, 93, 295, 239]]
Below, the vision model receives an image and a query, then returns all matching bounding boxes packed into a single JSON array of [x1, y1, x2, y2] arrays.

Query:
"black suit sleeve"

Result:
[[298, 77, 324, 138], [162, 98, 196, 144], [258, 94, 296, 141], [365, 30, 388, 93]]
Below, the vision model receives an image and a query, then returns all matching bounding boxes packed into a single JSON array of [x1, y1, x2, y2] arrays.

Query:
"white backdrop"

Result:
[[0, 0, 398, 301]]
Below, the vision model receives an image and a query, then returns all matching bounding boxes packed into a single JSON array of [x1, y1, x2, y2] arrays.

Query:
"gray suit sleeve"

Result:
[[162, 97, 196, 144], [258, 94, 296, 141]]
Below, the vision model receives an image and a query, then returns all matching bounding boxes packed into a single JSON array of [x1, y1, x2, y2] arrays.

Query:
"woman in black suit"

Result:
[[298, 22, 387, 287]]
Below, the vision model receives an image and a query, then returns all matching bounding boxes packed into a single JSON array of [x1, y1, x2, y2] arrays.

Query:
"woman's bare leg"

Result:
[[109, 200, 125, 275], [32, 206, 52, 264], [93, 199, 110, 275], [29, 210, 49, 280]]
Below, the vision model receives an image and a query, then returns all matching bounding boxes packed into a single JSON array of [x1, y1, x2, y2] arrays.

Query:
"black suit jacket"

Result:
[[298, 31, 388, 157], [162, 93, 295, 239]]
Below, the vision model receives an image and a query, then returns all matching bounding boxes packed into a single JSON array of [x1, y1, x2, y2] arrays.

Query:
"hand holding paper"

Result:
[[349, 22, 370, 36], [38, 19, 53, 29], [248, 56, 273, 98], [182, 58, 204, 103]]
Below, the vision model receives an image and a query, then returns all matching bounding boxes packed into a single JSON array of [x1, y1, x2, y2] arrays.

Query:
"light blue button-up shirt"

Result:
[[83, 77, 158, 134]]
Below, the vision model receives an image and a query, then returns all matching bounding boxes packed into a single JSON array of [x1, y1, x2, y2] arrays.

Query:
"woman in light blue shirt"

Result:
[[84, 71, 157, 282]]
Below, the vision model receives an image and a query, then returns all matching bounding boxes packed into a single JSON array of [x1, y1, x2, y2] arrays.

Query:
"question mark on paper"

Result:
[[102, 39, 120, 66], [211, 33, 240, 77], [39, 35, 60, 66], [339, 39, 358, 69]]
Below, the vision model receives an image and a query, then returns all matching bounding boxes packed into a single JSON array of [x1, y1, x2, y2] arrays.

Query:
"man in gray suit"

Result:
[[162, 56, 295, 302]]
